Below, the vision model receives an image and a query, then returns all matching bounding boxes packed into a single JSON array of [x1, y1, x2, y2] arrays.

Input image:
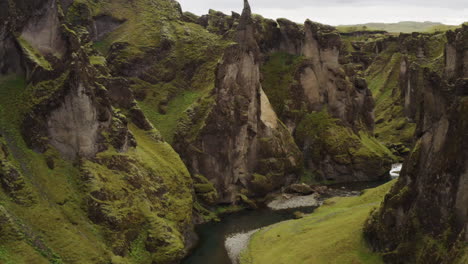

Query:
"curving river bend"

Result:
[[182, 178, 396, 264]]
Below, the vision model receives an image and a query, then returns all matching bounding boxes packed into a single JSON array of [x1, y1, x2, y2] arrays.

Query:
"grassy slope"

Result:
[[85, 0, 229, 143], [365, 32, 447, 146], [338, 21, 459, 33], [0, 75, 110, 263], [241, 180, 396, 264], [365, 43, 416, 145], [260, 52, 305, 119], [0, 74, 193, 263]]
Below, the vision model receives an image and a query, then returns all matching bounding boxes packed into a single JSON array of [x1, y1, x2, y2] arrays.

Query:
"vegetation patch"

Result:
[[16, 37, 53, 71], [295, 110, 396, 180], [240, 180, 396, 264], [260, 52, 305, 118]]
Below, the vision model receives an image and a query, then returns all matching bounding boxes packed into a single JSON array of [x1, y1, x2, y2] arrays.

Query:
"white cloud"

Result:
[[177, 0, 467, 25]]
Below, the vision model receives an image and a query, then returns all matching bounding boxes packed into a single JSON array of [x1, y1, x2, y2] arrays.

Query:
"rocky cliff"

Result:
[[192, 9, 396, 183], [261, 20, 396, 183], [0, 1, 194, 263], [2, 0, 463, 263], [174, 0, 302, 203], [364, 25, 468, 264]]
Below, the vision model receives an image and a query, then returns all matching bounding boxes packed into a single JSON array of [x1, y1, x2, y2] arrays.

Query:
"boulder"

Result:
[[285, 183, 314, 195]]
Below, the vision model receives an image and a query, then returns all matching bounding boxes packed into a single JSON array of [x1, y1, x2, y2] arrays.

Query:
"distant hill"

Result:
[[337, 21, 460, 33]]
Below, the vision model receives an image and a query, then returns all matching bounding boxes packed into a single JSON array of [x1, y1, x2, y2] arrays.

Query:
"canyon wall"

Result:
[[0, 1, 194, 263], [174, 0, 302, 203], [364, 25, 468, 264], [191, 9, 396, 183]]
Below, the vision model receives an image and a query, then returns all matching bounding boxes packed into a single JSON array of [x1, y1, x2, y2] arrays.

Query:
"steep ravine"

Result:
[[364, 25, 468, 264], [0, 0, 466, 263]]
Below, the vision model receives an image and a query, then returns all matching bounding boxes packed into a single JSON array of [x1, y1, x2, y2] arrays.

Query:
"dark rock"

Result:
[[174, 0, 302, 203], [92, 15, 125, 41], [285, 183, 314, 195], [130, 106, 154, 131], [364, 25, 468, 263]]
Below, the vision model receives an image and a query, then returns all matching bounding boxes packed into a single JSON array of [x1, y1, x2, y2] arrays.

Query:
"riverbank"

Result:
[[239, 180, 396, 264]]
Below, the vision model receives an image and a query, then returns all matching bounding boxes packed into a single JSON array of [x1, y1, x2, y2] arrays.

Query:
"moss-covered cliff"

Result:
[[194, 9, 397, 183], [0, 1, 194, 263], [1, 0, 465, 263], [364, 25, 468, 264], [173, 1, 302, 203], [237, 24, 467, 264]]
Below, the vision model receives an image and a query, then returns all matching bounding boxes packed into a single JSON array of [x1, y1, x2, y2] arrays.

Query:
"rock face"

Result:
[[174, 0, 302, 203], [258, 20, 394, 182], [364, 25, 468, 264], [193, 9, 395, 183], [0, 1, 194, 263]]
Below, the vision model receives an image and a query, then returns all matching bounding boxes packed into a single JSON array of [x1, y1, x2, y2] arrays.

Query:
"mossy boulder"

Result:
[[296, 110, 396, 182], [193, 174, 218, 205]]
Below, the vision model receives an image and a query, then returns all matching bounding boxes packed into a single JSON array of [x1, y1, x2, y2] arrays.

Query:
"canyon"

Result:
[[0, 0, 466, 263]]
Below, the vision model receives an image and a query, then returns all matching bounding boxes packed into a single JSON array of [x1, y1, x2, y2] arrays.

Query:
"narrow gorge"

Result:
[[0, 0, 466, 264]]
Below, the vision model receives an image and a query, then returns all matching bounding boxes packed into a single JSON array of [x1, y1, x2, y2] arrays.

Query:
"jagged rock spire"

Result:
[[236, 0, 257, 51], [238, 0, 252, 30], [243, 0, 251, 16]]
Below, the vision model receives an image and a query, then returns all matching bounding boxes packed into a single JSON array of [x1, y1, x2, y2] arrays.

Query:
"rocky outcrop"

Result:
[[0, 1, 195, 263], [174, 0, 302, 203], [192, 9, 394, 183], [364, 25, 468, 264], [258, 20, 394, 182]]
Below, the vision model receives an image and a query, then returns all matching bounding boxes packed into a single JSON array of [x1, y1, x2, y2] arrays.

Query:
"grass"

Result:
[[80, 0, 230, 144], [16, 37, 53, 71], [338, 21, 456, 33], [0, 74, 194, 263], [295, 110, 396, 178], [365, 45, 416, 145], [0, 75, 112, 263], [240, 180, 396, 264], [89, 55, 107, 66], [260, 52, 304, 118], [139, 89, 204, 143]]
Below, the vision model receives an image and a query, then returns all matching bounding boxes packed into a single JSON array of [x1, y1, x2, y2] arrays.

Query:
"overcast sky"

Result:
[[177, 0, 467, 25]]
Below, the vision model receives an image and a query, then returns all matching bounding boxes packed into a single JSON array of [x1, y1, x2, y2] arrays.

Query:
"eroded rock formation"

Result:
[[364, 25, 468, 264], [0, 1, 194, 263], [191, 8, 395, 183], [174, 0, 302, 203]]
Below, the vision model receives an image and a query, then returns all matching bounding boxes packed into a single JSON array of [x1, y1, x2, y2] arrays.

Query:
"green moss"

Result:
[[241, 180, 396, 264], [0, 76, 115, 263], [103, 9, 229, 143], [193, 183, 213, 194], [0, 246, 15, 264], [90, 55, 107, 66], [356, 132, 396, 158], [296, 110, 337, 147], [0, 73, 193, 263], [366, 47, 416, 146], [27, 72, 69, 107], [261, 52, 305, 118], [250, 173, 274, 193], [296, 109, 396, 177], [138, 86, 204, 143], [175, 94, 215, 144], [16, 37, 53, 71]]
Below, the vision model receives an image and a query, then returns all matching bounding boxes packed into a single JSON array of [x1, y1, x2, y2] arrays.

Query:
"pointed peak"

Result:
[[243, 0, 251, 14], [238, 0, 252, 29]]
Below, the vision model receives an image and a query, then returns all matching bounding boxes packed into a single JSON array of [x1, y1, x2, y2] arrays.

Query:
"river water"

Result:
[[182, 205, 317, 264], [182, 177, 395, 264], [390, 163, 403, 179]]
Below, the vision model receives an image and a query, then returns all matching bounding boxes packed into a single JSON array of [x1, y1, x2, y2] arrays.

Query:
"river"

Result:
[[182, 177, 395, 264]]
